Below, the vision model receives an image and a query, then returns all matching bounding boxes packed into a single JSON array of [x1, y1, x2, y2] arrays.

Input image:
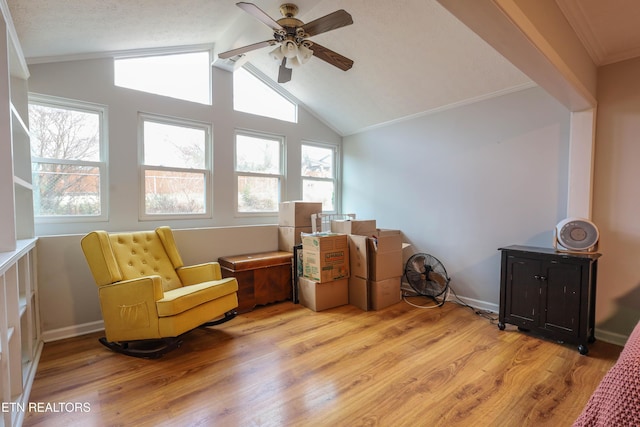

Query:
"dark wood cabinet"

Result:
[[498, 245, 600, 355], [218, 251, 293, 313]]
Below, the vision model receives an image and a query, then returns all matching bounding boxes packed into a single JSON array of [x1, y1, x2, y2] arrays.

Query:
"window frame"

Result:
[[301, 141, 340, 214], [234, 129, 286, 216], [138, 112, 213, 220], [29, 93, 109, 223]]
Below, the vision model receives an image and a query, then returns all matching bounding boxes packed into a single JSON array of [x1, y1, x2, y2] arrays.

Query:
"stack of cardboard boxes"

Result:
[[298, 233, 350, 311], [278, 201, 323, 251], [332, 219, 403, 311], [278, 203, 405, 313]]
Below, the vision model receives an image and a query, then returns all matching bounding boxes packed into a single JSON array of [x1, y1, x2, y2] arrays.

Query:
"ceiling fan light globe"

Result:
[[297, 44, 313, 64], [269, 46, 285, 61], [281, 40, 298, 59]]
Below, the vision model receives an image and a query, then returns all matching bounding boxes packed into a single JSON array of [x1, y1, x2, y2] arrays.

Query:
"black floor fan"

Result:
[[404, 253, 450, 306]]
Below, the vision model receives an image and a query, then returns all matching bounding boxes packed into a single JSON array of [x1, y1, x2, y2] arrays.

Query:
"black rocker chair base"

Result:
[[201, 310, 237, 327], [99, 310, 237, 358], [98, 336, 182, 359]]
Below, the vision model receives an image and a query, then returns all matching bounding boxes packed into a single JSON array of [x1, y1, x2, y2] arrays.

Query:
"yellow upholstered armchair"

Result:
[[81, 226, 239, 358]]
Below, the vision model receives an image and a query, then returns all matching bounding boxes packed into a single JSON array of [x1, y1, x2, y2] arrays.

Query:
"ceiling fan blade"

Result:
[[218, 40, 277, 59], [302, 10, 353, 37], [310, 42, 354, 71], [236, 2, 283, 31], [278, 58, 292, 83]]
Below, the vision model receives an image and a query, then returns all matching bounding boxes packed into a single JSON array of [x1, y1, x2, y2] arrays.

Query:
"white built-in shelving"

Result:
[[0, 1, 41, 426]]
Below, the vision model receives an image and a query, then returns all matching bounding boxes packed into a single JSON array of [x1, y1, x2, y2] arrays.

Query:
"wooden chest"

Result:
[[218, 251, 293, 313]]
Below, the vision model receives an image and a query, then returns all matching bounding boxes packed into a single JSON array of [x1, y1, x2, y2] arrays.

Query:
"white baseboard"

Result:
[[593, 329, 628, 346], [446, 293, 499, 313], [40, 308, 630, 347], [42, 320, 104, 343]]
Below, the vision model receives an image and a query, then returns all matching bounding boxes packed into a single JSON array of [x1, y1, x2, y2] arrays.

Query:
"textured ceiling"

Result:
[[7, 0, 537, 135]]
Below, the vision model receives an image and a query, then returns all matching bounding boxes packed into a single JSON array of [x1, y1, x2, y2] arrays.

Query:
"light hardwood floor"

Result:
[[23, 299, 621, 427]]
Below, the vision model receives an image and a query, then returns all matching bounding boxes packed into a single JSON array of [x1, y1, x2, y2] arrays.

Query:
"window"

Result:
[[301, 143, 338, 212], [235, 131, 284, 214], [233, 67, 297, 122], [140, 114, 211, 218], [29, 95, 107, 221], [115, 50, 211, 104]]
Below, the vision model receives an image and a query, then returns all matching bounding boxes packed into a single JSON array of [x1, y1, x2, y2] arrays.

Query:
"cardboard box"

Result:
[[369, 229, 403, 280], [370, 250, 403, 281], [278, 201, 323, 227], [348, 234, 369, 278], [348, 230, 403, 281], [278, 226, 312, 251], [302, 248, 350, 282], [298, 277, 348, 311], [302, 233, 349, 282], [370, 276, 402, 310], [331, 219, 377, 236], [369, 229, 402, 253], [349, 276, 369, 311], [301, 232, 348, 252]]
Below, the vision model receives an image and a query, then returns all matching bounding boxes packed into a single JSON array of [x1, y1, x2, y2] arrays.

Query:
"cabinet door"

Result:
[[542, 260, 582, 336], [504, 256, 541, 326]]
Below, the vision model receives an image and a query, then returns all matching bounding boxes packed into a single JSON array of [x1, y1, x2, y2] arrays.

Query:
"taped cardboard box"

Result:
[[331, 219, 377, 236], [299, 277, 348, 312], [278, 201, 322, 227]]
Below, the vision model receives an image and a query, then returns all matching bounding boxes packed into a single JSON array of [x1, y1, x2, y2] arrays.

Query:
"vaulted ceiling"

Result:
[[7, 1, 640, 135]]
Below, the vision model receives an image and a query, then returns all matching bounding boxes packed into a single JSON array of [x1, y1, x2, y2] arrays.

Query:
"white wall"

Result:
[[27, 57, 341, 236], [592, 57, 640, 338], [343, 86, 570, 309]]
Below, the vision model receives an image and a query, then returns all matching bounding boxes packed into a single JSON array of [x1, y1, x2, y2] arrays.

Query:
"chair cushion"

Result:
[[109, 230, 183, 292], [156, 278, 239, 317]]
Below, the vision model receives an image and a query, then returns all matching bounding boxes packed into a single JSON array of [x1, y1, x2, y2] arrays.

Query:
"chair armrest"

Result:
[[176, 262, 223, 285], [99, 276, 165, 306]]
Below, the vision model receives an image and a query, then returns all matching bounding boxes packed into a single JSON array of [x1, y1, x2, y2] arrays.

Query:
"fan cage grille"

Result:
[[404, 253, 450, 298]]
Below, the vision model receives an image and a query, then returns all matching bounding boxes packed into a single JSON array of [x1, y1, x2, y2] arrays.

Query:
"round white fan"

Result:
[[554, 217, 599, 253]]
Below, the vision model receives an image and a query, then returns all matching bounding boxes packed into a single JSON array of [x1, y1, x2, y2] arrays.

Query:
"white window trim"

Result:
[[234, 129, 286, 217], [301, 140, 340, 214], [29, 93, 109, 224], [138, 112, 213, 221]]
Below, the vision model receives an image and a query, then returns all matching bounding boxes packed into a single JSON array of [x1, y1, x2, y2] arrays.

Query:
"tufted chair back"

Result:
[[82, 226, 185, 292]]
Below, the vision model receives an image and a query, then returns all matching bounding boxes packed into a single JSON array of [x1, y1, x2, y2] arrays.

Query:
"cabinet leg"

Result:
[[498, 322, 506, 330], [578, 344, 589, 355]]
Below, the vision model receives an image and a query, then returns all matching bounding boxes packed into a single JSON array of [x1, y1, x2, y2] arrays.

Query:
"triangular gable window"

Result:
[[233, 67, 297, 123], [114, 51, 211, 105]]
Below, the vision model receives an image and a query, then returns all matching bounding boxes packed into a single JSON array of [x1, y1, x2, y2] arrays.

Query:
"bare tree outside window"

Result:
[[29, 102, 104, 217]]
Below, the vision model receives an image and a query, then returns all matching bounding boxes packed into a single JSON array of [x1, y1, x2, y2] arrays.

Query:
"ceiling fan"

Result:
[[218, 2, 354, 83]]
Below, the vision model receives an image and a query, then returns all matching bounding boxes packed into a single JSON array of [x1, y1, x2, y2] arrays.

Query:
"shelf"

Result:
[[18, 297, 27, 318], [10, 103, 28, 134], [0, 239, 36, 275], [13, 175, 32, 191]]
